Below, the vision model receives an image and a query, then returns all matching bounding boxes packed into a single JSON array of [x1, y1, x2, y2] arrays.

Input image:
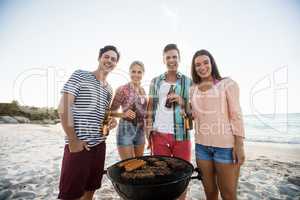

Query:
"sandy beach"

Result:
[[0, 124, 299, 200]]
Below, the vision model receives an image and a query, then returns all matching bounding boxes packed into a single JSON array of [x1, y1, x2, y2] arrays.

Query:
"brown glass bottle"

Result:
[[165, 85, 175, 108], [184, 112, 193, 131], [102, 111, 111, 136], [129, 103, 138, 126]]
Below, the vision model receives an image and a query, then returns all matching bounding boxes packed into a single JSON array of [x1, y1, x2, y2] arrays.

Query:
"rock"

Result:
[[13, 116, 30, 123], [0, 190, 12, 200], [0, 116, 18, 124]]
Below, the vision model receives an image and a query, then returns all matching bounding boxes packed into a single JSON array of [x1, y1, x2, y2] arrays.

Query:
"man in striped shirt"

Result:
[[57, 45, 119, 200]]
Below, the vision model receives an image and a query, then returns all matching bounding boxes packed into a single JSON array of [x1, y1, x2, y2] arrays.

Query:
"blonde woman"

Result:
[[110, 61, 147, 160]]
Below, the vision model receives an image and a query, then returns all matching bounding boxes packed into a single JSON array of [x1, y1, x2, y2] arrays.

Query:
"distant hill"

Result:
[[0, 100, 59, 122]]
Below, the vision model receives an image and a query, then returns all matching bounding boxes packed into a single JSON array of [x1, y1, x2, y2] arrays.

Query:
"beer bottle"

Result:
[[183, 112, 193, 131], [130, 103, 138, 126], [165, 85, 175, 108], [102, 111, 111, 136], [101, 110, 128, 136]]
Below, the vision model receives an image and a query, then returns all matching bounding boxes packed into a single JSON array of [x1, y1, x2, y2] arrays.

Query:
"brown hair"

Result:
[[163, 43, 180, 59], [191, 49, 222, 84], [98, 45, 120, 61]]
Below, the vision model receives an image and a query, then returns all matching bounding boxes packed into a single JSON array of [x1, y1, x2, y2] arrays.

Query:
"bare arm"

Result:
[[226, 80, 245, 165], [58, 93, 90, 152], [58, 93, 77, 140], [110, 87, 123, 112]]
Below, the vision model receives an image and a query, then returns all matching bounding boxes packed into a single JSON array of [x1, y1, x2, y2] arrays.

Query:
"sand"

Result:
[[0, 124, 299, 200]]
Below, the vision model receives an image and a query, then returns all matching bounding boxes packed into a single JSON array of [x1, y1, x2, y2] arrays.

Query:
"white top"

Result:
[[153, 80, 175, 134]]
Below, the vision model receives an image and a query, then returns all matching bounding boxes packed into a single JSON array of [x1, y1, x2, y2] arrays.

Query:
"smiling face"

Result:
[[98, 50, 118, 73], [130, 64, 144, 84], [194, 55, 212, 79], [163, 49, 180, 72]]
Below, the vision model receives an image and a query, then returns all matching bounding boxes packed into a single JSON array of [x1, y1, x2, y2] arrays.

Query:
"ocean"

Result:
[[244, 113, 300, 144]]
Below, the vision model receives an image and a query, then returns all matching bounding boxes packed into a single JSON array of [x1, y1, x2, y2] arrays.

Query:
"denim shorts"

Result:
[[116, 119, 145, 146], [195, 143, 233, 164]]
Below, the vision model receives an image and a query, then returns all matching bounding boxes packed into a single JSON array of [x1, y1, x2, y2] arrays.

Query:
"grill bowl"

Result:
[[106, 155, 199, 200]]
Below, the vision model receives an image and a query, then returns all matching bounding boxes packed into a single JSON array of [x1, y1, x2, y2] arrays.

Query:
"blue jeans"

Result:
[[195, 143, 234, 164], [116, 119, 145, 146]]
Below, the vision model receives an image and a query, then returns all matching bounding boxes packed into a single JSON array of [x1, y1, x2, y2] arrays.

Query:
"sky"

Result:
[[0, 0, 299, 115]]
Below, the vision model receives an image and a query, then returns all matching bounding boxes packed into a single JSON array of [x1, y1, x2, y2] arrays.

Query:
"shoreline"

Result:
[[245, 141, 300, 162], [1, 124, 299, 161]]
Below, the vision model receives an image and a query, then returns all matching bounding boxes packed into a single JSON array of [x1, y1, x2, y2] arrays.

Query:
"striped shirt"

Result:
[[61, 69, 113, 147]]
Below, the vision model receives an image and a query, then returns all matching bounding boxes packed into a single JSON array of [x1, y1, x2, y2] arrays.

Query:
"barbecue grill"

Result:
[[105, 155, 202, 200]]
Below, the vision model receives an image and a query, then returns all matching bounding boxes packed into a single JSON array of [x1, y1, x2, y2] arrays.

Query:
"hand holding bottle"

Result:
[[108, 117, 117, 130], [168, 93, 184, 107], [122, 109, 136, 120], [165, 85, 176, 108]]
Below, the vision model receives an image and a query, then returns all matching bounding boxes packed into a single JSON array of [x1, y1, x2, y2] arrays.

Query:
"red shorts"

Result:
[[58, 143, 106, 200], [151, 132, 191, 162]]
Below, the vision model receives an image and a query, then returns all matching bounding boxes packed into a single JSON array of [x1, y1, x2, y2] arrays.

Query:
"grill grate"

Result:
[[113, 157, 193, 185]]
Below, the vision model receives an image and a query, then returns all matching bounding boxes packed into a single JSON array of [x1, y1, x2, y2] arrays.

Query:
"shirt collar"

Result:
[[160, 71, 183, 80]]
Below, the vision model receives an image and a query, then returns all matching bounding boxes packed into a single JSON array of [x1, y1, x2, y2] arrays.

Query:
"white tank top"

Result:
[[153, 80, 176, 134]]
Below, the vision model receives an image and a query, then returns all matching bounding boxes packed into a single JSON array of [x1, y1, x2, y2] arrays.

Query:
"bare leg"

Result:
[[134, 144, 145, 157], [177, 190, 187, 200], [80, 191, 95, 200], [118, 146, 135, 160], [196, 160, 219, 200], [215, 163, 240, 200]]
